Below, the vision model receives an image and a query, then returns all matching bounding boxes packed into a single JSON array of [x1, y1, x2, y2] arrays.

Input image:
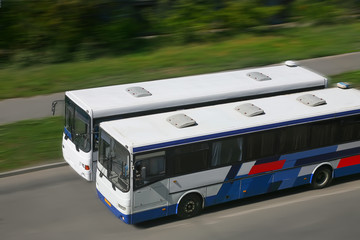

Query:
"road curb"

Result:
[[0, 162, 68, 178]]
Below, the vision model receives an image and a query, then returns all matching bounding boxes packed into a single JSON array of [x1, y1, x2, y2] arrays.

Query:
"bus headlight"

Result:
[[118, 203, 126, 211]]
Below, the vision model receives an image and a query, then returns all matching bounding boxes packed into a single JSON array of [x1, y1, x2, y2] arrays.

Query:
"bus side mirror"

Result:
[[51, 100, 65, 116]]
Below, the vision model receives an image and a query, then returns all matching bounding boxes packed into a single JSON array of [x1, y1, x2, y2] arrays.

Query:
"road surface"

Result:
[[1, 166, 360, 240]]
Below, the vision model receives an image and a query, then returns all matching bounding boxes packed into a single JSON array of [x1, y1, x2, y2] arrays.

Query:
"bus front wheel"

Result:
[[311, 166, 332, 189], [177, 193, 202, 219]]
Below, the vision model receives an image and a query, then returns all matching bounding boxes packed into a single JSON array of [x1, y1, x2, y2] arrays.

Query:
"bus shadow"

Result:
[[135, 173, 360, 229]]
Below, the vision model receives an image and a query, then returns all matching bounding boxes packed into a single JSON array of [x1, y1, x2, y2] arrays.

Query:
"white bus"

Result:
[[96, 87, 360, 224], [62, 63, 327, 181]]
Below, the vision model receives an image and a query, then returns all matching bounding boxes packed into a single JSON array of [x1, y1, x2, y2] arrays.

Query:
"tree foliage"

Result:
[[0, 0, 358, 65], [290, 0, 348, 25]]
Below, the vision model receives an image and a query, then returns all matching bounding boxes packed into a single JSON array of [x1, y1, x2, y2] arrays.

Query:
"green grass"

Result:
[[1, 23, 360, 100], [0, 70, 359, 173], [0, 117, 63, 172]]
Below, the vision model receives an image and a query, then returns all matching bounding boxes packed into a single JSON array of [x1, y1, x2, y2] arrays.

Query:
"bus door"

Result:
[[133, 152, 169, 219]]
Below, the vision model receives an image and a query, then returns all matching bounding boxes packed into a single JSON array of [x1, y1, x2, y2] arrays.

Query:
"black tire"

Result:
[[311, 167, 332, 189], [177, 194, 202, 219]]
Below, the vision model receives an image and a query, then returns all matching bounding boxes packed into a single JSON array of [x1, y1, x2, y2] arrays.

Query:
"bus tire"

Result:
[[311, 166, 332, 189], [177, 193, 202, 219]]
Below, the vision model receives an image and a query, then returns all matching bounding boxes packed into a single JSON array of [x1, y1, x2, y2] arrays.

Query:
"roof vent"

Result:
[[235, 103, 265, 117], [246, 72, 271, 81], [297, 94, 326, 107], [126, 86, 152, 98], [167, 114, 197, 129]]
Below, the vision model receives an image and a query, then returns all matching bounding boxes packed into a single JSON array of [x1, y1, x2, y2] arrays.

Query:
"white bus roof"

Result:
[[66, 64, 327, 118], [100, 88, 360, 153]]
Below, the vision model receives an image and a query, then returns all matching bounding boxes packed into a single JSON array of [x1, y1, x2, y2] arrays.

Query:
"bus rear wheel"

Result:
[[311, 166, 332, 189], [177, 194, 202, 219]]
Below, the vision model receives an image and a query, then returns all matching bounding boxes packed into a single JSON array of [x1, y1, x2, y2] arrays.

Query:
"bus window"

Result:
[[134, 151, 166, 189], [340, 115, 360, 143], [244, 130, 278, 160], [168, 143, 209, 175], [310, 120, 338, 148], [278, 125, 309, 154], [211, 137, 243, 167]]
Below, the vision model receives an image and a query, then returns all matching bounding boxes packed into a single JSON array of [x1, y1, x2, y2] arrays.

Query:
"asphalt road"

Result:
[[1, 165, 360, 240], [0, 52, 360, 125]]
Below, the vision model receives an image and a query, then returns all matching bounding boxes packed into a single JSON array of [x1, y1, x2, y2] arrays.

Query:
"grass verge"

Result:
[[0, 23, 360, 100], [0, 117, 63, 172]]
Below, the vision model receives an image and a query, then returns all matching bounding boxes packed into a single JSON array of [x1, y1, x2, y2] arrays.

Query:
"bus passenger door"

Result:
[[133, 180, 169, 221], [132, 151, 169, 222]]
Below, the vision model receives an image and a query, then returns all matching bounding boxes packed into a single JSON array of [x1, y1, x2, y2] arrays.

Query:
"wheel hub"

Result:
[[185, 200, 195, 213]]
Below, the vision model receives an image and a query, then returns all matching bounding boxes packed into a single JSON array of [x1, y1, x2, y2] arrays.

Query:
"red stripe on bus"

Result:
[[249, 159, 286, 175], [337, 155, 360, 168]]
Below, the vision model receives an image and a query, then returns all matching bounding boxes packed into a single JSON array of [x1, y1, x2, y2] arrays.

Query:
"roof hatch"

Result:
[[235, 103, 265, 117], [126, 86, 152, 98], [246, 72, 271, 81], [167, 114, 197, 128], [296, 94, 326, 107]]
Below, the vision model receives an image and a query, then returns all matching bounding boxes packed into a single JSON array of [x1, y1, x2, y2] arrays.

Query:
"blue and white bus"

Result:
[[61, 63, 327, 181], [96, 87, 360, 224]]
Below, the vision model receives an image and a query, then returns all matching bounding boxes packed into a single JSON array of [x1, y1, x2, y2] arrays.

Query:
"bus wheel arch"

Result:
[[311, 164, 333, 189], [177, 192, 204, 219]]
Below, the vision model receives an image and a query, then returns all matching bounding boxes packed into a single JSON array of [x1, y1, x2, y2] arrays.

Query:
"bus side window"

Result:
[[134, 152, 166, 188], [211, 137, 243, 167], [167, 143, 209, 176], [340, 115, 360, 143], [243, 130, 278, 161]]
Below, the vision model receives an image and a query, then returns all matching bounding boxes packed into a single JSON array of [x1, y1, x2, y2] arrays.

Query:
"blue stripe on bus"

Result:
[[133, 109, 360, 153], [295, 147, 360, 166], [64, 127, 72, 140]]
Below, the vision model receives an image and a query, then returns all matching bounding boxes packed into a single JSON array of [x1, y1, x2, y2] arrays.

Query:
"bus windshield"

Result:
[[65, 97, 91, 152], [98, 129, 130, 192]]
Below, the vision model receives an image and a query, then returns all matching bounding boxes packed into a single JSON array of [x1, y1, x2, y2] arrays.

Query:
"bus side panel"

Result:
[[271, 168, 302, 191], [240, 174, 273, 198], [334, 154, 360, 178], [209, 180, 241, 204], [169, 167, 231, 194], [127, 144, 360, 223]]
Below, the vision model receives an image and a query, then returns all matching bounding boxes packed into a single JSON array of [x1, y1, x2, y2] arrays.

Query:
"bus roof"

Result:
[[66, 64, 327, 118], [100, 88, 360, 153]]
